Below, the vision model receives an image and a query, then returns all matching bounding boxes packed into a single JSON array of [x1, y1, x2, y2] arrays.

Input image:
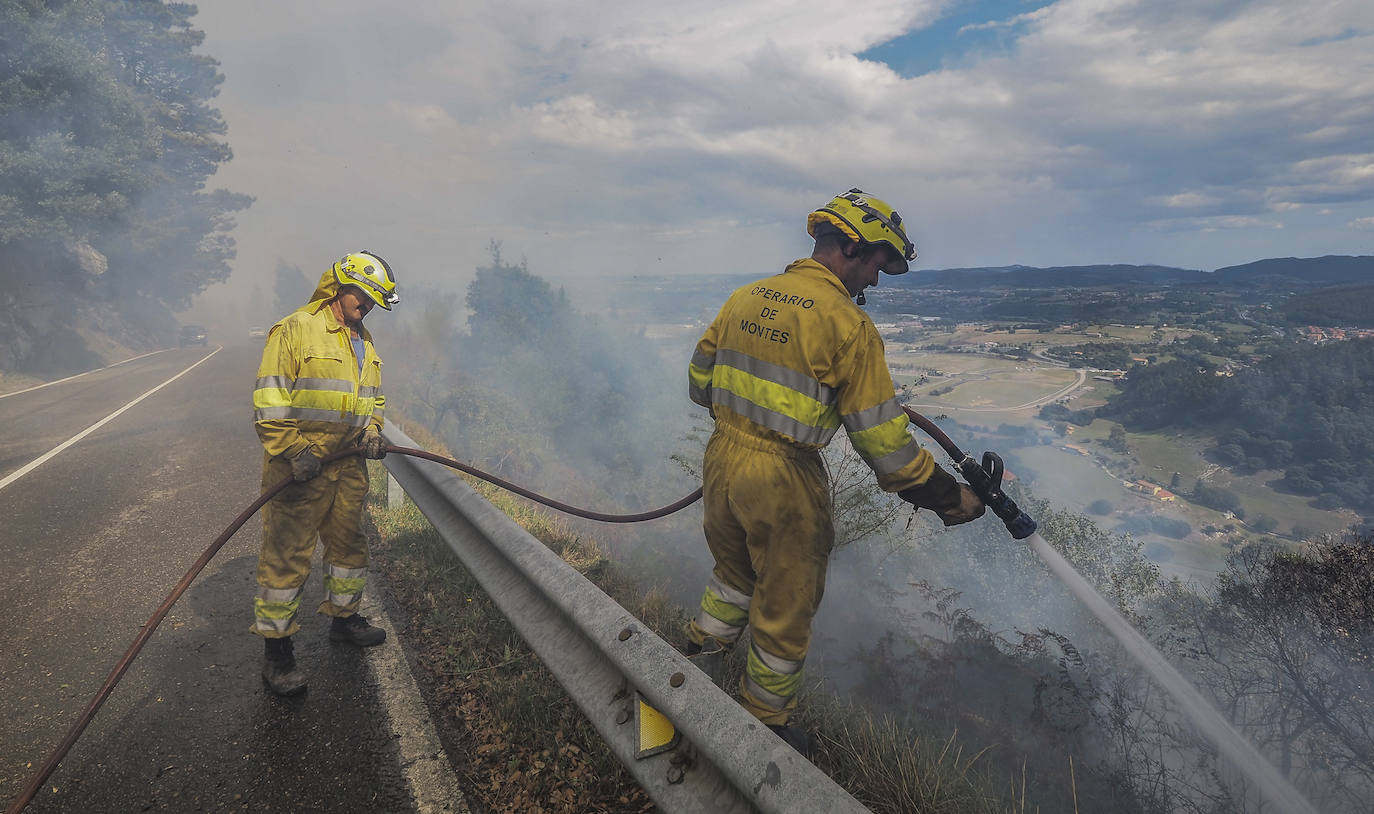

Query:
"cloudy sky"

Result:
[[189, 0, 1374, 307]]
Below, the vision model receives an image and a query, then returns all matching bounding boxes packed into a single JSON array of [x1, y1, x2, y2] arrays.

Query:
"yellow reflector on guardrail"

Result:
[[635, 694, 681, 759]]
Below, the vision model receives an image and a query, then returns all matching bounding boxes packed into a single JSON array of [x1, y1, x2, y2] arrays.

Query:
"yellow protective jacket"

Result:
[[252, 268, 385, 459], [688, 258, 936, 493]]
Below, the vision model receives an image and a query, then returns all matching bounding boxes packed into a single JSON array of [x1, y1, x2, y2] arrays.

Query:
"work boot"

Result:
[[768, 724, 814, 760], [262, 636, 307, 697], [685, 639, 727, 687], [329, 613, 386, 647]]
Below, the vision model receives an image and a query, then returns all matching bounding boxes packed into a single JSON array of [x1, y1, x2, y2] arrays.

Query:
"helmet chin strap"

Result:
[[855, 291, 866, 306]]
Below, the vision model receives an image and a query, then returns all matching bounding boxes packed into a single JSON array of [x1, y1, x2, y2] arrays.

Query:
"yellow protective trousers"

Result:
[[251, 453, 371, 638], [687, 420, 834, 725]]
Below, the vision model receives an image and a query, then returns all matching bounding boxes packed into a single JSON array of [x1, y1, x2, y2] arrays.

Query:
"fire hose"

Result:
[[10, 414, 1015, 813], [6, 444, 703, 814], [901, 405, 1037, 539]]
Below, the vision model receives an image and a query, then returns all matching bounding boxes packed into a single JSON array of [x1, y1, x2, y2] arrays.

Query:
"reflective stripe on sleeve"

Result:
[[865, 440, 922, 476], [844, 400, 923, 474], [841, 398, 904, 435], [254, 375, 295, 397], [689, 351, 715, 408]]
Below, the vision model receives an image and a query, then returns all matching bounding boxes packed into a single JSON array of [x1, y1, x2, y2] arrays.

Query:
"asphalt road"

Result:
[[0, 345, 447, 813]]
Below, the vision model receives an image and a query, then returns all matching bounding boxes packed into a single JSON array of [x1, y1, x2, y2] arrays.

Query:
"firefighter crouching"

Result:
[[250, 250, 399, 696], [685, 190, 986, 753]]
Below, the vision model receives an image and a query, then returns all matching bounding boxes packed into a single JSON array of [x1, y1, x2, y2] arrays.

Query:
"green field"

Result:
[[890, 348, 1354, 581], [909, 370, 1079, 410], [1083, 324, 1157, 342], [887, 350, 1012, 374]]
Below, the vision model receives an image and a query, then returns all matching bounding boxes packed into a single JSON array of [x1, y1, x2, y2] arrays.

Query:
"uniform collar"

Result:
[[784, 257, 851, 298], [314, 299, 372, 342]]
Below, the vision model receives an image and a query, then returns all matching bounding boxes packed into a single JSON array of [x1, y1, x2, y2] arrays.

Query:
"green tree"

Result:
[[1170, 539, 1374, 812], [0, 0, 249, 370], [1107, 424, 1129, 453]]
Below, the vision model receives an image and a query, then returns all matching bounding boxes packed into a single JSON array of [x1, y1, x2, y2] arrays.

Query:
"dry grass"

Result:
[[366, 418, 1077, 813], [367, 427, 655, 812]]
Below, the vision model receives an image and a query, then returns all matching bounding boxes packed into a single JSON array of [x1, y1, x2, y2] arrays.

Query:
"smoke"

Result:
[[0, 2, 249, 371], [371, 250, 1374, 809]]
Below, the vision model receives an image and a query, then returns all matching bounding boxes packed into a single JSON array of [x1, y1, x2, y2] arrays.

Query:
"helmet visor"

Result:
[[339, 268, 399, 308]]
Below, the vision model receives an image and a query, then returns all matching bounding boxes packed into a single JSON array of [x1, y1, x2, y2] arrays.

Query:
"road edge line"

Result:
[[0, 348, 173, 400], [0, 348, 220, 492], [360, 565, 470, 814]]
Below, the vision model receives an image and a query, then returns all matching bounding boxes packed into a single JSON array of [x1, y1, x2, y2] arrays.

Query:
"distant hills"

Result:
[[1211, 255, 1374, 286], [895, 255, 1374, 291]]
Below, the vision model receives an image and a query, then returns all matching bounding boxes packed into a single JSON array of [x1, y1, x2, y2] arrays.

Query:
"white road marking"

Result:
[[361, 573, 470, 813], [0, 349, 173, 399], [0, 348, 221, 492]]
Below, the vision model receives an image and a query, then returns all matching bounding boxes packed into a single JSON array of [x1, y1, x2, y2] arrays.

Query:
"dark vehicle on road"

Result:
[[179, 324, 208, 347]]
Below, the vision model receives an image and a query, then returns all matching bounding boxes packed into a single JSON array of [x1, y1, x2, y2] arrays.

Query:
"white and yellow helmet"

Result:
[[332, 250, 399, 309], [807, 188, 917, 274]]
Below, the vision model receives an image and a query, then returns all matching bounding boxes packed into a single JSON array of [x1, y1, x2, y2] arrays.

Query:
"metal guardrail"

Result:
[[381, 426, 871, 813]]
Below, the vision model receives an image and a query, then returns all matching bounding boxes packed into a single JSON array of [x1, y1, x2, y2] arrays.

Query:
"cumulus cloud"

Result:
[[190, 0, 1374, 301]]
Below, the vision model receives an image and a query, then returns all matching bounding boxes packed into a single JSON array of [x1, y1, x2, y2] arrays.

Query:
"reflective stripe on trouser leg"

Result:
[[743, 641, 805, 714], [701, 422, 833, 725], [254, 454, 338, 638], [318, 457, 371, 617], [253, 585, 304, 636], [323, 563, 366, 613], [688, 576, 752, 646]]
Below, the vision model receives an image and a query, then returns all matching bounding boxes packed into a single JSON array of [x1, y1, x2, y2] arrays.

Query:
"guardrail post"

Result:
[[387, 424, 406, 509]]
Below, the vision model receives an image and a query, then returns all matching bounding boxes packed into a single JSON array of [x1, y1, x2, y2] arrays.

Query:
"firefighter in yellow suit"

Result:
[[686, 190, 985, 752], [250, 250, 399, 696]]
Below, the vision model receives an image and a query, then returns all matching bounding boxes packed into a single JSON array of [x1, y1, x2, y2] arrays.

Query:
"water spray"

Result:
[[902, 404, 1317, 814]]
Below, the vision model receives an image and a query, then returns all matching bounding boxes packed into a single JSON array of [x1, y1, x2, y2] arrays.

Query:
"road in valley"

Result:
[[0, 345, 460, 813], [903, 364, 1088, 412]]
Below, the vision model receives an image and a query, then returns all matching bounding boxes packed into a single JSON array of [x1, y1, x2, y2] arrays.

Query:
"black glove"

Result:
[[898, 466, 961, 511], [290, 447, 322, 481], [362, 428, 386, 459], [932, 485, 987, 527], [899, 465, 986, 526]]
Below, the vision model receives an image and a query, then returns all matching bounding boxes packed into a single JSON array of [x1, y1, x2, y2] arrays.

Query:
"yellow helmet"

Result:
[[807, 188, 916, 274], [332, 250, 399, 309]]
